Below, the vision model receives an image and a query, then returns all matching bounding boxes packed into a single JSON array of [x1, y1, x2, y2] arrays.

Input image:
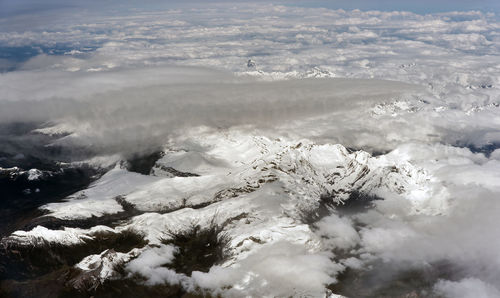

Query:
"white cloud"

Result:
[[434, 278, 500, 298], [125, 244, 187, 286], [314, 214, 360, 250], [191, 241, 343, 297], [351, 144, 500, 294]]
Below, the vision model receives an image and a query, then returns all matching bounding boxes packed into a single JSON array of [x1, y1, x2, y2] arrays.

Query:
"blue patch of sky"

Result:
[[2, 0, 498, 17], [0, 44, 97, 60], [286, 0, 500, 14], [0, 46, 41, 63], [0, 44, 98, 72]]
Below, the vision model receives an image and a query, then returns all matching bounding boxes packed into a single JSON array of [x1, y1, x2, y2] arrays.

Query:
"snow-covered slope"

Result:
[[1, 127, 449, 297]]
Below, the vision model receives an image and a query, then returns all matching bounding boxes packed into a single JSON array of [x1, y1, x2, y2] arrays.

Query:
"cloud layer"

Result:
[[1, 3, 498, 156]]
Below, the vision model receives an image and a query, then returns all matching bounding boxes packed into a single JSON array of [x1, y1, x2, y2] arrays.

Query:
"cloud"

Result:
[[434, 278, 500, 298], [190, 241, 343, 297], [314, 214, 360, 250], [0, 65, 423, 158], [125, 244, 187, 286], [350, 144, 500, 294], [1, 3, 497, 157]]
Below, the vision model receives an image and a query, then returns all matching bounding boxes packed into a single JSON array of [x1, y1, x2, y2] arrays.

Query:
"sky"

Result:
[[1, 0, 500, 17], [293, 0, 500, 14]]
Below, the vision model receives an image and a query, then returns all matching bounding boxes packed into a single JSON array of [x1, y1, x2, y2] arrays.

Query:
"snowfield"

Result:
[[6, 121, 500, 297], [4, 127, 450, 297]]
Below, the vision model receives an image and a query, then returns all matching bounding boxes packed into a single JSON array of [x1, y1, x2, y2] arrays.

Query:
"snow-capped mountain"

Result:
[[1, 126, 449, 297]]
